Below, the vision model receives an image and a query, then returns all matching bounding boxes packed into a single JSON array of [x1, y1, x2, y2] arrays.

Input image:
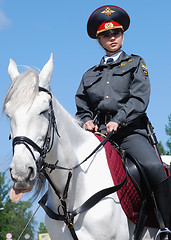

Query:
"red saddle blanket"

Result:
[[95, 134, 157, 227]]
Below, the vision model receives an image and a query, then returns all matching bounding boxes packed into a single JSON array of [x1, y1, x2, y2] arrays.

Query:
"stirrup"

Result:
[[155, 228, 171, 240]]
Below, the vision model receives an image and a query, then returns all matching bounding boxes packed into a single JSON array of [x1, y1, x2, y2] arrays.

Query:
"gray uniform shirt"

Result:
[[75, 51, 150, 129]]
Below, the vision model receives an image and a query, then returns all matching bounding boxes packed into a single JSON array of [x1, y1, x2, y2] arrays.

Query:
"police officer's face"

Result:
[[98, 30, 124, 56]]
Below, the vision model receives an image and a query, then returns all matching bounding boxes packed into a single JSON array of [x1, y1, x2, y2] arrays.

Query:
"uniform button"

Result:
[[122, 122, 126, 126], [106, 81, 110, 84], [106, 96, 109, 99]]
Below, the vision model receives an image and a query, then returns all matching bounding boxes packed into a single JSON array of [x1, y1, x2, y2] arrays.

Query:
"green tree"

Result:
[[38, 222, 48, 233], [165, 113, 171, 154], [37, 222, 49, 240], [0, 172, 9, 204], [0, 172, 36, 240], [158, 141, 168, 155]]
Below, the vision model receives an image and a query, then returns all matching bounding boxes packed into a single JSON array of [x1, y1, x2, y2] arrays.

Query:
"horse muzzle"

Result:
[[10, 165, 35, 182], [9, 181, 34, 202], [10, 156, 37, 187], [9, 165, 35, 202]]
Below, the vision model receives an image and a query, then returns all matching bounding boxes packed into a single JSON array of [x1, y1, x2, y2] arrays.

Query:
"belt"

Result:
[[94, 112, 114, 125], [94, 112, 147, 130]]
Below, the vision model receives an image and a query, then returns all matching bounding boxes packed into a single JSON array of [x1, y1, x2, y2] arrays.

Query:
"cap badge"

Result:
[[105, 22, 114, 29], [101, 7, 115, 16]]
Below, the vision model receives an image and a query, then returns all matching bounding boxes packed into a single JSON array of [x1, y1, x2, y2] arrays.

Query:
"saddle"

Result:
[[95, 134, 159, 228], [95, 132, 171, 239]]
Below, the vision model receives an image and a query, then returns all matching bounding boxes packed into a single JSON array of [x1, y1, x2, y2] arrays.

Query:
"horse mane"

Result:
[[3, 69, 47, 200], [4, 70, 39, 110]]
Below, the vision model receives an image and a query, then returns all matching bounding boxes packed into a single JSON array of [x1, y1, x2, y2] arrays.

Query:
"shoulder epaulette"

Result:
[[130, 54, 141, 60]]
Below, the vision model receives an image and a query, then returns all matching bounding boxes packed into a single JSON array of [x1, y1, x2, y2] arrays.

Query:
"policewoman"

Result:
[[75, 5, 171, 237]]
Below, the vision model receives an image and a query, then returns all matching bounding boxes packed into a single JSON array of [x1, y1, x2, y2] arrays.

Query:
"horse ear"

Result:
[[39, 53, 53, 88], [8, 59, 20, 81]]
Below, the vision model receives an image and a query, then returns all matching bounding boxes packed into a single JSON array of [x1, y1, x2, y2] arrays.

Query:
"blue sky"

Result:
[[0, 0, 171, 231]]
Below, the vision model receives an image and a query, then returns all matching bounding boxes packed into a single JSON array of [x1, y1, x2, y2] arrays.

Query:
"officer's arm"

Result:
[[75, 77, 94, 126], [112, 58, 150, 126]]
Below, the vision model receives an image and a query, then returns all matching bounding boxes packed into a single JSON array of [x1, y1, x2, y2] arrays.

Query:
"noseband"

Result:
[[12, 87, 60, 171]]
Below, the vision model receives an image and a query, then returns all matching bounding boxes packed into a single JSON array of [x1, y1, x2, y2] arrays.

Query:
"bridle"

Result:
[[12, 87, 60, 172], [11, 86, 127, 240]]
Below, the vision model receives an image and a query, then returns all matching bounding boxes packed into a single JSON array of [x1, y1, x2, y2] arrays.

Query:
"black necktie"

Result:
[[106, 58, 114, 65]]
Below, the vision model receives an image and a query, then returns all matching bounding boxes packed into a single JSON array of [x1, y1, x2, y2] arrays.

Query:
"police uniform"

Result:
[[75, 5, 171, 235], [76, 51, 150, 135]]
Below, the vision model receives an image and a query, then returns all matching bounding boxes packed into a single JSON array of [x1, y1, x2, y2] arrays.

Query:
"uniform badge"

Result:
[[101, 7, 115, 16], [141, 63, 148, 76], [105, 22, 114, 30]]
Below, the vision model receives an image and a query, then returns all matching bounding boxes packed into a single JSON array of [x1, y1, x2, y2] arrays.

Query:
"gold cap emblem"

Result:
[[101, 7, 115, 16], [105, 22, 114, 29]]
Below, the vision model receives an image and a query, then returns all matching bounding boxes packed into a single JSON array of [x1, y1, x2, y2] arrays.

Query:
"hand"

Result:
[[83, 120, 98, 132], [106, 121, 119, 134]]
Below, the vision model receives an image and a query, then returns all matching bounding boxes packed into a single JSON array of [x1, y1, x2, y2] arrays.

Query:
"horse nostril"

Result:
[[26, 167, 35, 182], [10, 167, 13, 178], [10, 168, 18, 182]]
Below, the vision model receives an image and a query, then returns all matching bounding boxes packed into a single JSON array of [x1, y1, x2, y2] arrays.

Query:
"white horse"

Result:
[[4, 54, 159, 240]]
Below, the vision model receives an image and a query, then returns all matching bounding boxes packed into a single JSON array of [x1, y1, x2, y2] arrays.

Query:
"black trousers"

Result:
[[112, 133, 167, 186]]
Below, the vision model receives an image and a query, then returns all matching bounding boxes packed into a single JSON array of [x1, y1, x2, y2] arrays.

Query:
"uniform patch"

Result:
[[141, 63, 148, 76]]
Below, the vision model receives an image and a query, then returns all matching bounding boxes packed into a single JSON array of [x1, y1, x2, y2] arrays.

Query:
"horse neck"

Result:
[[54, 97, 88, 152], [44, 97, 89, 203], [46, 97, 115, 210], [47, 97, 88, 178]]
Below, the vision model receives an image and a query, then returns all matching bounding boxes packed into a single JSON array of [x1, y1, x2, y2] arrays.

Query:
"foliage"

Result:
[[37, 222, 48, 240], [0, 172, 36, 240], [158, 141, 168, 155], [0, 172, 9, 204], [38, 222, 48, 234], [165, 113, 171, 154]]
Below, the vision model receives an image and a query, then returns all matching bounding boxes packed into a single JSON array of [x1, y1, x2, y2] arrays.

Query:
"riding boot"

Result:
[[153, 176, 171, 240]]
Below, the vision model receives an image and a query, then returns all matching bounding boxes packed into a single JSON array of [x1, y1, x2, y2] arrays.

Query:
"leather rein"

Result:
[[12, 87, 127, 240]]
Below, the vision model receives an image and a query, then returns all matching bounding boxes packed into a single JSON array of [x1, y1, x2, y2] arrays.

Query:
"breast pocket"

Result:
[[112, 65, 135, 92], [84, 72, 103, 88], [83, 73, 104, 106]]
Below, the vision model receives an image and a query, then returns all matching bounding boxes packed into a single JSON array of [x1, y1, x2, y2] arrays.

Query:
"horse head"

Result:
[[4, 54, 54, 201]]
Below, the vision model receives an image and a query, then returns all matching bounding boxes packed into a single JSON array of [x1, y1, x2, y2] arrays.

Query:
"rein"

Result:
[[38, 130, 127, 240], [12, 87, 127, 240]]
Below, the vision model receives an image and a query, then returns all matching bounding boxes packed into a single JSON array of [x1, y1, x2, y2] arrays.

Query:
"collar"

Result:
[[97, 51, 131, 68], [104, 51, 122, 64]]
